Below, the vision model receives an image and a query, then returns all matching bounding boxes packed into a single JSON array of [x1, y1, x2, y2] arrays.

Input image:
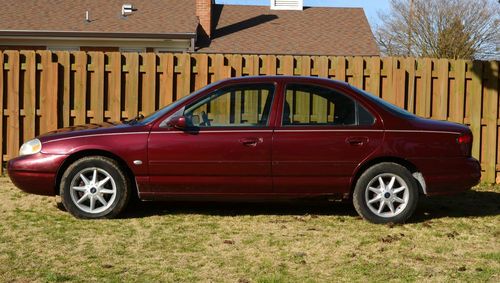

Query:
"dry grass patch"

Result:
[[0, 177, 498, 282]]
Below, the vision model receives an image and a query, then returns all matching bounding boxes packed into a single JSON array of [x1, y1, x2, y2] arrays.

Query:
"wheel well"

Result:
[[54, 150, 138, 198], [349, 157, 423, 197]]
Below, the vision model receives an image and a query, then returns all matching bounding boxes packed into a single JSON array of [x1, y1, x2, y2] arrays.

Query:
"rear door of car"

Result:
[[272, 81, 384, 196], [147, 81, 280, 195]]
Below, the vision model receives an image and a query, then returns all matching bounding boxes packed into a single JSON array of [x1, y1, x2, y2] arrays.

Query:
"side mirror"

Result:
[[166, 116, 187, 130]]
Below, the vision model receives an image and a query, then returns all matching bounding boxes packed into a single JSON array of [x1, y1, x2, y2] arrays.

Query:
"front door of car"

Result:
[[148, 83, 277, 195], [272, 83, 384, 195]]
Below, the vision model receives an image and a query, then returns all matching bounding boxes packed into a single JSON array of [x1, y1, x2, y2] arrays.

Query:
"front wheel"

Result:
[[353, 163, 419, 224], [60, 156, 131, 219]]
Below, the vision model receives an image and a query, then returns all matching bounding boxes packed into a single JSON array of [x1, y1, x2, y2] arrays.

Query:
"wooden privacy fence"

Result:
[[0, 50, 498, 182]]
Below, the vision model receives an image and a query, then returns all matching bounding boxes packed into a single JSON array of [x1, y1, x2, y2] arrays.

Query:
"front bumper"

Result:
[[7, 153, 68, 196]]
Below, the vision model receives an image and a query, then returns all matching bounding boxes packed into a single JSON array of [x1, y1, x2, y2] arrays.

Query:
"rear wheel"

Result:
[[353, 163, 419, 224], [60, 156, 131, 219]]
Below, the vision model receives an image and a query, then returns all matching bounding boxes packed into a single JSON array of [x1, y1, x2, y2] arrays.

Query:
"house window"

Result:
[[154, 48, 181, 53], [119, 47, 146, 53], [47, 46, 80, 51]]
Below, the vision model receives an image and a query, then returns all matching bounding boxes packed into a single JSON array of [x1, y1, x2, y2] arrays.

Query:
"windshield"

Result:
[[351, 86, 416, 119], [136, 84, 214, 125]]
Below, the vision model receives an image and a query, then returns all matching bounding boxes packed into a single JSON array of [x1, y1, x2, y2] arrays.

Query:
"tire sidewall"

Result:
[[60, 157, 130, 219], [353, 163, 419, 224]]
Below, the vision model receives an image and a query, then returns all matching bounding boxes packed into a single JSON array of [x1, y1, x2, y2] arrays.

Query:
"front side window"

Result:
[[283, 84, 374, 126], [183, 84, 275, 128]]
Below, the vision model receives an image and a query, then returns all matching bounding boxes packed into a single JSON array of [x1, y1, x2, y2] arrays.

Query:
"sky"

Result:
[[215, 0, 392, 28]]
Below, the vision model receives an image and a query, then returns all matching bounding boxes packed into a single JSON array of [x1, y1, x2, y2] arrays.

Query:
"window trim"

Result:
[[280, 83, 376, 128]]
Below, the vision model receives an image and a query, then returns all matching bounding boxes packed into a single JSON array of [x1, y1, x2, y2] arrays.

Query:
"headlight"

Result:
[[19, 139, 42, 156]]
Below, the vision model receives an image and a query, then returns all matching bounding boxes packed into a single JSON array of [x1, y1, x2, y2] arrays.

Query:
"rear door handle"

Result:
[[239, 137, 263, 147], [346, 136, 369, 146]]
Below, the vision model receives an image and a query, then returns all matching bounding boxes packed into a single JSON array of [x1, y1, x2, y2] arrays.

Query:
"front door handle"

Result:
[[345, 136, 369, 146], [239, 137, 263, 147]]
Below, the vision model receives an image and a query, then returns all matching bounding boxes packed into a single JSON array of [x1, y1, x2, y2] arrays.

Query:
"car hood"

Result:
[[38, 122, 148, 143]]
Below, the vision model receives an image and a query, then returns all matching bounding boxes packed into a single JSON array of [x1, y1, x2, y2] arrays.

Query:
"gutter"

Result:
[[0, 30, 197, 40]]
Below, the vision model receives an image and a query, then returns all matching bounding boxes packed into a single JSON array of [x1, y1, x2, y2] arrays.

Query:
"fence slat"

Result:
[[282, 56, 294, 75], [405, 58, 416, 113], [483, 61, 499, 182], [470, 61, 483, 160], [194, 53, 209, 91], [90, 52, 104, 123], [352, 57, 363, 89], [125, 53, 139, 119], [393, 58, 405, 108], [416, 58, 433, 118], [56, 51, 71, 127], [436, 59, 449, 120], [318, 56, 329, 78], [264, 55, 277, 75], [107, 52, 121, 121], [74, 52, 87, 125], [0, 52, 3, 173], [178, 53, 191, 98], [230, 54, 243, 77], [21, 51, 36, 141], [450, 60, 466, 123], [382, 57, 395, 104], [142, 53, 156, 115], [335, 56, 346, 82], [159, 53, 174, 107], [6, 51, 20, 161], [368, 57, 381, 97], [39, 51, 58, 134]]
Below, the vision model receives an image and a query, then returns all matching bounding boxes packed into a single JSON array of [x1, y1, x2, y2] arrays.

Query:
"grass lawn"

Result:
[[0, 177, 499, 282]]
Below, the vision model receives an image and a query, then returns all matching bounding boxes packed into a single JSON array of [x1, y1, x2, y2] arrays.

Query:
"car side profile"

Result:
[[7, 76, 481, 223]]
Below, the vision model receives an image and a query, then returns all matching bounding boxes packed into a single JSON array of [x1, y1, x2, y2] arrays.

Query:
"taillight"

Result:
[[457, 133, 473, 156], [457, 134, 472, 144]]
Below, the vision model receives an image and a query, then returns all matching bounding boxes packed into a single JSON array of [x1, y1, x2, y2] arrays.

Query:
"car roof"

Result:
[[217, 75, 350, 88]]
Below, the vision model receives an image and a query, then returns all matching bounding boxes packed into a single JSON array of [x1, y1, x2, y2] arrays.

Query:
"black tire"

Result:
[[60, 156, 131, 219], [353, 162, 419, 224]]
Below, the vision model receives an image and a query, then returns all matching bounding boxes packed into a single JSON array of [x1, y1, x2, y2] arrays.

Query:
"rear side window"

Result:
[[282, 84, 375, 126]]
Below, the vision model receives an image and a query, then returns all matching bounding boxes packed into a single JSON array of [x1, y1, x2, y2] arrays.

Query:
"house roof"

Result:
[[199, 4, 380, 56], [0, 1, 379, 56], [0, 0, 198, 37]]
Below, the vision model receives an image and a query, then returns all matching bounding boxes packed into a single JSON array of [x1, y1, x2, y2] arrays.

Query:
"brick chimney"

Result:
[[196, 0, 213, 38]]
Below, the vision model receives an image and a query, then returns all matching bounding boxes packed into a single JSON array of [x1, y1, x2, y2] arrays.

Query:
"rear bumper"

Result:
[[7, 153, 67, 196], [415, 157, 481, 196]]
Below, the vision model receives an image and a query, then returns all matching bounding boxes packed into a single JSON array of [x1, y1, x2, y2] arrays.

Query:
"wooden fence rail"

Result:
[[0, 50, 498, 182]]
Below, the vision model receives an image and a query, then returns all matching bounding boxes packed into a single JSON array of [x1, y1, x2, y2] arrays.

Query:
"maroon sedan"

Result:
[[8, 76, 480, 223]]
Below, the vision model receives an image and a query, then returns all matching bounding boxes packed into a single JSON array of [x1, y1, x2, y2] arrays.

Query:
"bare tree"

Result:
[[376, 0, 500, 60]]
